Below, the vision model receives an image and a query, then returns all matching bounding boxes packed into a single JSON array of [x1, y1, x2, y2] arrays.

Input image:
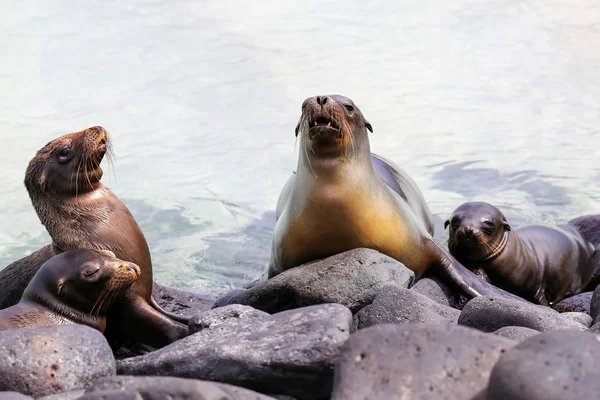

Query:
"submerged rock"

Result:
[[331, 323, 516, 400], [118, 304, 352, 400], [219, 249, 415, 314], [458, 296, 587, 333], [0, 325, 115, 397]]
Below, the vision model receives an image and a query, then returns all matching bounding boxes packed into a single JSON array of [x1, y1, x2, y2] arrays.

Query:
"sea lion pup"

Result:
[[0, 126, 187, 349], [445, 201, 600, 305], [0, 249, 139, 332], [267, 94, 524, 302]]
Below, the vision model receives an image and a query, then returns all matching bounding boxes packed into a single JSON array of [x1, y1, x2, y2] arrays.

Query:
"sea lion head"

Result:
[[22, 249, 140, 324], [295, 95, 373, 161], [445, 201, 511, 262], [24, 126, 111, 198]]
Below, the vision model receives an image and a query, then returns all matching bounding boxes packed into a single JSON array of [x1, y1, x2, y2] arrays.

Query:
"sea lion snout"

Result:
[[316, 95, 328, 106]]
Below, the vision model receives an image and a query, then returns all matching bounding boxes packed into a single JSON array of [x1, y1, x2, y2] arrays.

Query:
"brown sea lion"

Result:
[[445, 201, 600, 305], [0, 126, 187, 349], [267, 94, 524, 302], [0, 249, 139, 332]]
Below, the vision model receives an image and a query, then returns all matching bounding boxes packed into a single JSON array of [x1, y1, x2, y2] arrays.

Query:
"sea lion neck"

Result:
[[20, 295, 105, 331]]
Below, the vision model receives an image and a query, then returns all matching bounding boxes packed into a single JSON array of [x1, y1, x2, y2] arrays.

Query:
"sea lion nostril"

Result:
[[317, 96, 328, 106]]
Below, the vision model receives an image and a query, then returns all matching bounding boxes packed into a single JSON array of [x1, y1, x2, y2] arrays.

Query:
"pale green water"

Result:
[[1, 1, 599, 295]]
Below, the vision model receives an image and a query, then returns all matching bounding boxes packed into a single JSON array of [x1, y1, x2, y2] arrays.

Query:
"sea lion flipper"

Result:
[[149, 294, 190, 324]]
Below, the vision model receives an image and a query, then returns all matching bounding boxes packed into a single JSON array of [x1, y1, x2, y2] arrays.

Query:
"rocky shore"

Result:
[[1, 248, 600, 400]]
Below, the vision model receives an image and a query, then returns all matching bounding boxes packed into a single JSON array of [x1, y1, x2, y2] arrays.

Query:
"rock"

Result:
[[493, 326, 540, 342], [153, 283, 216, 317], [0, 393, 32, 400], [39, 390, 86, 400], [561, 312, 593, 328], [0, 325, 115, 397], [80, 376, 276, 399], [410, 275, 462, 309], [458, 296, 587, 333], [213, 289, 247, 309], [353, 286, 460, 331], [569, 215, 600, 247], [487, 330, 600, 399], [189, 305, 269, 335], [220, 248, 414, 314], [118, 304, 352, 400], [588, 323, 600, 333], [331, 324, 516, 400], [552, 292, 592, 314], [590, 285, 600, 324]]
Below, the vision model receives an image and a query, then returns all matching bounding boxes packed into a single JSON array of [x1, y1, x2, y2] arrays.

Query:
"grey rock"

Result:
[[331, 323, 516, 400], [487, 330, 600, 400], [458, 296, 587, 333], [80, 376, 276, 400], [0, 325, 115, 397], [221, 248, 415, 313], [213, 289, 247, 309], [569, 215, 600, 247], [590, 285, 600, 324], [552, 292, 592, 314], [0, 393, 32, 400], [189, 304, 269, 335], [561, 312, 593, 328], [493, 326, 540, 342], [39, 390, 86, 400], [118, 304, 352, 400], [410, 275, 462, 309], [353, 286, 460, 331], [588, 323, 600, 333], [153, 283, 216, 317]]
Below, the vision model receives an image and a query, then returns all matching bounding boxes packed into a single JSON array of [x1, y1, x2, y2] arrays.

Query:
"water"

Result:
[[1, 1, 599, 296]]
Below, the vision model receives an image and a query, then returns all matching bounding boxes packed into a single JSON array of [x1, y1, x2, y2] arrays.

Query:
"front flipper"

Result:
[[429, 240, 530, 303]]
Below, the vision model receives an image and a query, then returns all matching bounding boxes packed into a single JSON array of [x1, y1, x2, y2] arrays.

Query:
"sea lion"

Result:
[[267, 94, 524, 302], [445, 201, 600, 305], [0, 249, 139, 332], [0, 126, 187, 349]]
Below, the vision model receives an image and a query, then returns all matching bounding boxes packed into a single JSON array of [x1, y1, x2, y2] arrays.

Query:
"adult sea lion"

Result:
[[0, 249, 139, 333], [267, 94, 524, 302], [445, 201, 600, 305], [0, 126, 187, 349]]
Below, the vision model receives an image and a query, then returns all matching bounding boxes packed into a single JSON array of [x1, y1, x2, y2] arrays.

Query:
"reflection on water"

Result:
[[0, 1, 599, 295]]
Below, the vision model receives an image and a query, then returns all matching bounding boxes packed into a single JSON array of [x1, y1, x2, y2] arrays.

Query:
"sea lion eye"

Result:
[[84, 267, 100, 278], [482, 220, 495, 229], [344, 104, 354, 112], [58, 147, 71, 159]]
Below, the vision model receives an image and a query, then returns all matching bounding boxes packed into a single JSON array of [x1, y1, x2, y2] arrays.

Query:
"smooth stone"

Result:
[[493, 326, 540, 342], [487, 330, 600, 400], [0, 393, 32, 400], [153, 283, 216, 317], [80, 376, 277, 400], [353, 286, 460, 331], [552, 292, 592, 314], [220, 248, 415, 314], [189, 304, 269, 335], [458, 296, 587, 333], [561, 312, 593, 328], [588, 323, 600, 333], [331, 323, 516, 400], [38, 390, 86, 400], [410, 275, 462, 309], [117, 304, 352, 400], [0, 325, 115, 398], [590, 285, 600, 324]]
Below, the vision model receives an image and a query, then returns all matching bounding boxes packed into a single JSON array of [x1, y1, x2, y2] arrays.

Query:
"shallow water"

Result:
[[1, 1, 599, 295]]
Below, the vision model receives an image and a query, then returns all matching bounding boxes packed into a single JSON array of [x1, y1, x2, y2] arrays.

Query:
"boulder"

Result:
[[153, 283, 216, 317], [331, 323, 516, 400], [0, 325, 115, 397], [118, 304, 352, 400], [493, 326, 540, 342], [80, 375, 276, 399], [189, 304, 269, 335], [552, 292, 592, 314], [410, 275, 462, 309], [220, 248, 414, 314], [487, 330, 600, 399], [353, 286, 460, 331], [561, 312, 592, 328], [458, 296, 587, 333]]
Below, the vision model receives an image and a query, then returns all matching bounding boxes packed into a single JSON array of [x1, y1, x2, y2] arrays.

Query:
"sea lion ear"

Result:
[[504, 221, 511, 231], [295, 122, 300, 137], [444, 219, 450, 229], [365, 120, 373, 133]]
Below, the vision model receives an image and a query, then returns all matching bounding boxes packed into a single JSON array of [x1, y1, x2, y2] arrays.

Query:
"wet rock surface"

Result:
[[219, 248, 415, 314], [0, 325, 115, 398], [117, 304, 352, 399], [80, 376, 276, 400], [458, 296, 588, 333], [153, 283, 216, 317], [487, 330, 600, 400], [353, 286, 460, 331], [493, 326, 540, 342], [552, 292, 593, 314], [331, 323, 516, 400]]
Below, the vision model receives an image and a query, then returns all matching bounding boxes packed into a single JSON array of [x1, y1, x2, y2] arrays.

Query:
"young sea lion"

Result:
[[267, 94, 524, 302], [0, 126, 187, 349], [0, 249, 139, 332], [445, 201, 600, 305]]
